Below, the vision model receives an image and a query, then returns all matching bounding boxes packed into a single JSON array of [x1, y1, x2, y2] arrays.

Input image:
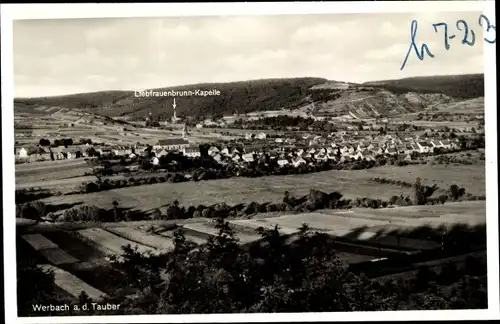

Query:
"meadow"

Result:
[[36, 164, 485, 213]]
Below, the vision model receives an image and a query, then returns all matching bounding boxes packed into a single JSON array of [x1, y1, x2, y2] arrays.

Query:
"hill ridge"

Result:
[[14, 74, 484, 121]]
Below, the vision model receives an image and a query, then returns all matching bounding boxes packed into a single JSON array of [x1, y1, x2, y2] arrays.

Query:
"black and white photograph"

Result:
[[2, 2, 498, 323]]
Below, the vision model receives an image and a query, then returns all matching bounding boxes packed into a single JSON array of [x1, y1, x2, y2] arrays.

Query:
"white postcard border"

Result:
[[2, 1, 498, 323]]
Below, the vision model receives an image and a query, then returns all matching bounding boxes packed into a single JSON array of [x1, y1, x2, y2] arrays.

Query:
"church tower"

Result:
[[182, 123, 189, 139]]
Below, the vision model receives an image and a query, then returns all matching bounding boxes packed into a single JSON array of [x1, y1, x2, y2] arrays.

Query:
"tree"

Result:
[[413, 177, 426, 205], [173, 228, 189, 254], [17, 261, 58, 316], [86, 147, 97, 157], [449, 184, 460, 201], [112, 200, 120, 222], [207, 218, 240, 269], [39, 138, 50, 146], [152, 208, 162, 220]]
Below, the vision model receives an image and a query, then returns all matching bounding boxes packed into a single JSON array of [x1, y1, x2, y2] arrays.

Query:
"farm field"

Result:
[[16, 175, 96, 192], [261, 201, 485, 232], [37, 164, 485, 214], [16, 159, 92, 189], [16, 200, 486, 302], [106, 227, 175, 251], [77, 228, 156, 256], [231, 201, 485, 250], [38, 264, 107, 301], [21, 234, 80, 265], [183, 222, 263, 244], [393, 120, 474, 129]]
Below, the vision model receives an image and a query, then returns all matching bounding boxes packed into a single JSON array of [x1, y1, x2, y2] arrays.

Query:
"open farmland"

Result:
[[231, 200, 485, 251], [16, 159, 93, 189], [38, 264, 107, 301], [106, 227, 175, 251], [37, 164, 485, 214], [183, 222, 262, 244], [77, 228, 156, 256]]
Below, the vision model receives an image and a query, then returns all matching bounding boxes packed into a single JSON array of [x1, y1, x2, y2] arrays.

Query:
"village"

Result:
[[15, 118, 465, 173]]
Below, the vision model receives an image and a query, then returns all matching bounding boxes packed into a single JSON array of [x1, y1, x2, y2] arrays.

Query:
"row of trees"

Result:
[[38, 138, 74, 147]]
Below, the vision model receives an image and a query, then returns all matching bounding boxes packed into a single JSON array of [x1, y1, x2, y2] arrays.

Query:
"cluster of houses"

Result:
[[15, 145, 90, 162], [204, 134, 461, 168], [15, 137, 202, 164], [15, 130, 461, 170]]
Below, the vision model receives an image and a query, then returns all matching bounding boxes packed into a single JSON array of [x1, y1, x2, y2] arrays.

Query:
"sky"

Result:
[[13, 12, 485, 97]]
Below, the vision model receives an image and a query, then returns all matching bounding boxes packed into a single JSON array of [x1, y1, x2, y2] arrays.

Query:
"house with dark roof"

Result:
[[183, 146, 201, 158], [416, 141, 433, 153], [153, 138, 190, 151]]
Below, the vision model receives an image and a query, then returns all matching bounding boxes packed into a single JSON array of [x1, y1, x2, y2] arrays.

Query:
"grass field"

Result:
[[230, 200, 485, 250], [250, 201, 485, 233], [38, 264, 107, 301], [39, 248, 79, 266], [106, 227, 175, 251], [77, 228, 156, 256], [37, 164, 485, 214], [21, 234, 80, 265], [21, 234, 59, 250], [16, 159, 92, 189]]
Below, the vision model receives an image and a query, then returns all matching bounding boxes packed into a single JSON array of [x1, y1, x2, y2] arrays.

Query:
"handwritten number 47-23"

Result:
[[400, 14, 495, 70]]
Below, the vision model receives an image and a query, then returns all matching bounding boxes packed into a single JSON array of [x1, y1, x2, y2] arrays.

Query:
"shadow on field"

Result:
[[336, 222, 486, 252], [334, 222, 487, 278]]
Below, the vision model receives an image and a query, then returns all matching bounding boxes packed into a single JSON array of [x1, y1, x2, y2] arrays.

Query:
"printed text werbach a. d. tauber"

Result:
[[134, 89, 221, 97]]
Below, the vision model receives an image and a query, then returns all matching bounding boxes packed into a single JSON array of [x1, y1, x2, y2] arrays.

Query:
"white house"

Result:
[[183, 146, 201, 158], [17, 147, 28, 159], [196, 124, 203, 129], [244, 133, 254, 140], [157, 149, 169, 158], [275, 138, 284, 143], [242, 153, 254, 163], [385, 147, 398, 155], [213, 153, 223, 163], [151, 156, 160, 165], [364, 154, 375, 162], [220, 147, 230, 156], [277, 159, 289, 167], [292, 157, 306, 167], [430, 140, 443, 149], [315, 153, 328, 161], [353, 151, 364, 160], [208, 146, 220, 156], [326, 152, 337, 160], [256, 132, 267, 140], [232, 154, 242, 163], [440, 140, 452, 149], [416, 141, 433, 153], [403, 145, 415, 155]]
